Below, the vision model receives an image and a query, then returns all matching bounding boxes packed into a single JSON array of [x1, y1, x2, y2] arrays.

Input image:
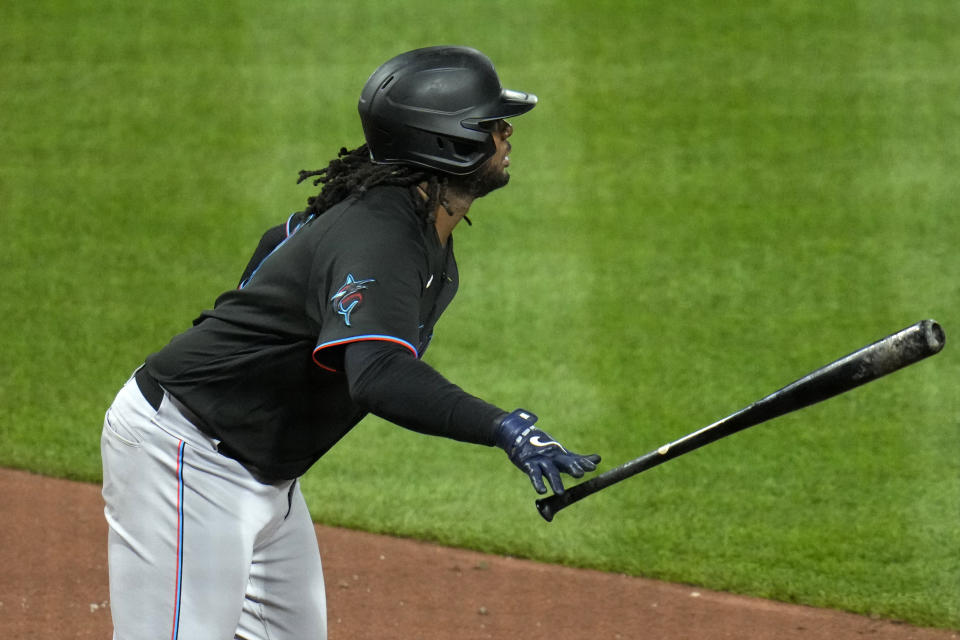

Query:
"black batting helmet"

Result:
[[358, 46, 538, 175]]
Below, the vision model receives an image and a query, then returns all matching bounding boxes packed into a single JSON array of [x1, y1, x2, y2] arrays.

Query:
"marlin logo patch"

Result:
[[331, 274, 375, 326]]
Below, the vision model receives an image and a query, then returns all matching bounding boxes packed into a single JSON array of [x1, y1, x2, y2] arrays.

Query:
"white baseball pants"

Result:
[[101, 374, 327, 639]]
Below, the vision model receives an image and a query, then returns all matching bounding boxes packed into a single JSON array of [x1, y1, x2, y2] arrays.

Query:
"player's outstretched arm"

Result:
[[495, 409, 601, 495], [345, 341, 602, 494]]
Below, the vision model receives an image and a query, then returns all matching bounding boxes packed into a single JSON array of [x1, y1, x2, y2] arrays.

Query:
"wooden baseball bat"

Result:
[[536, 319, 945, 522]]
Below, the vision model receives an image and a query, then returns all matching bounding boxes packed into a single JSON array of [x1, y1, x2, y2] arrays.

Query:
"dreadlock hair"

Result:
[[297, 144, 454, 226]]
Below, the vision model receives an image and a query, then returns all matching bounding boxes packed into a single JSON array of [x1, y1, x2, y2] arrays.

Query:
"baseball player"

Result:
[[100, 45, 601, 639]]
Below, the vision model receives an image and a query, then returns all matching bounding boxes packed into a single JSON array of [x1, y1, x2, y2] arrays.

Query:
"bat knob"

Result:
[[535, 498, 555, 522]]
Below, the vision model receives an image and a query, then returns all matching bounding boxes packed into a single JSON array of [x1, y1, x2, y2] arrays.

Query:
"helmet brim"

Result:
[[497, 88, 538, 116], [462, 89, 538, 129]]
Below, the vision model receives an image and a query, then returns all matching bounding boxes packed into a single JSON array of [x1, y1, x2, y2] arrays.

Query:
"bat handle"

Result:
[[535, 480, 594, 522]]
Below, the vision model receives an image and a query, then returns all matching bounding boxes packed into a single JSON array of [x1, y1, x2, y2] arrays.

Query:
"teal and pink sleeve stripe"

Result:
[[312, 335, 418, 372]]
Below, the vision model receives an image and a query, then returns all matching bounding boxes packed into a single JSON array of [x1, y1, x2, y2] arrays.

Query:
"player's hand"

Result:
[[495, 409, 601, 495]]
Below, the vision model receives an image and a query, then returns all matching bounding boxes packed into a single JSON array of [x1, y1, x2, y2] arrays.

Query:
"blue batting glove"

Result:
[[495, 409, 601, 495]]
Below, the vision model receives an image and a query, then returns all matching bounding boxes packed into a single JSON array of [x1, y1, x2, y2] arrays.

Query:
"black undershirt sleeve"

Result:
[[344, 340, 507, 446], [238, 223, 287, 287]]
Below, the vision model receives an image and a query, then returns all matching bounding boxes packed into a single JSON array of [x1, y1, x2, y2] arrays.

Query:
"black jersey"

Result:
[[145, 186, 458, 479]]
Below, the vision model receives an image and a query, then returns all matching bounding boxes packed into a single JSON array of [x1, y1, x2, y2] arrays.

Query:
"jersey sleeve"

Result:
[[344, 340, 505, 446], [312, 212, 427, 372]]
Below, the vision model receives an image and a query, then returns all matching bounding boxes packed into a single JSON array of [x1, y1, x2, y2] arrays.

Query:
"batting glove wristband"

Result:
[[495, 409, 601, 495]]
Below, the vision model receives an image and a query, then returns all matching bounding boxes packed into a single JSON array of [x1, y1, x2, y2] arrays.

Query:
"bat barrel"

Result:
[[843, 319, 945, 381]]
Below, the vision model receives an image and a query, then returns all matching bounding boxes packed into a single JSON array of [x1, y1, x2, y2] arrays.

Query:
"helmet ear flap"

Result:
[[358, 46, 536, 175], [398, 129, 493, 173]]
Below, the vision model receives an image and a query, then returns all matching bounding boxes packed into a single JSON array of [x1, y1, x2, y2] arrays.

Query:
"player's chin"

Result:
[[488, 170, 510, 195], [473, 171, 510, 199], [453, 161, 511, 199]]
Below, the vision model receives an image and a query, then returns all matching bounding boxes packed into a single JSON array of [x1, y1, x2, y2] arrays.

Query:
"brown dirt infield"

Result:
[[1, 467, 956, 640]]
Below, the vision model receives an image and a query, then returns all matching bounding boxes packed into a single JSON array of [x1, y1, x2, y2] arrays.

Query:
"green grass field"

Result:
[[2, 0, 958, 629]]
